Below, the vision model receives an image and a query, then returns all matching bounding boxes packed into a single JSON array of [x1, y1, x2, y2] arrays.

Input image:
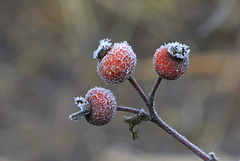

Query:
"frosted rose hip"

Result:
[[85, 87, 117, 126], [94, 39, 137, 84], [153, 42, 190, 80], [69, 87, 117, 126]]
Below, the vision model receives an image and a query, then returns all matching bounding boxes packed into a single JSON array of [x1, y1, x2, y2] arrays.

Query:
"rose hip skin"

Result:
[[153, 42, 190, 80], [85, 87, 117, 126], [95, 40, 137, 84]]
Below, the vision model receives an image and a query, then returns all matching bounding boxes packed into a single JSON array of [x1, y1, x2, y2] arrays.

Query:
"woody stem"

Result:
[[128, 76, 148, 105], [126, 76, 218, 161]]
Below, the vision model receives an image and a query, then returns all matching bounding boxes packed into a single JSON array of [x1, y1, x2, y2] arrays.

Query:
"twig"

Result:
[[148, 76, 162, 116], [151, 117, 215, 161], [117, 105, 217, 161], [128, 76, 149, 105], [117, 106, 150, 118], [126, 76, 218, 161]]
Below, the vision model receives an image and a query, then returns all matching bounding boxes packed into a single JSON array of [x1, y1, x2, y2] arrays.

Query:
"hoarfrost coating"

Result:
[[74, 96, 90, 109], [96, 41, 137, 84], [160, 42, 190, 59], [153, 42, 189, 80], [85, 87, 117, 126], [209, 152, 218, 160], [93, 38, 112, 59], [85, 86, 117, 107], [69, 97, 91, 121]]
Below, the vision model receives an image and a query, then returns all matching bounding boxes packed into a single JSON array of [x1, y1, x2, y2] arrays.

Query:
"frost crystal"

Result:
[[74, 96, 90, 109], [69, 97, 90, 121], [93, 38, 112, 59], [209, 151, 218, 161], [166, 42, 190, 59], [86, 87, 117, 108], [138, 108, 146, 116]]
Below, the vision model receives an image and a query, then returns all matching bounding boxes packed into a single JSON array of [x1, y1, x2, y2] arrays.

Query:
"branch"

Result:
[[117, 105, 217, 161], [148, 76, 162, 115], [117, 106, 150, 118], [151, 117, 217, 161], [128, 76, 149, 105], [127, 76, 218, 161]]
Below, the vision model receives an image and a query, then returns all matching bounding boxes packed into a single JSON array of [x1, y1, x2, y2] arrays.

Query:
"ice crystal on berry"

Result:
[[86, 87, 117, 108], [74, 97, 90, 109], [69, 97, 90, 121], [165, 42, 190, 59], [93, 38, 112, 59]]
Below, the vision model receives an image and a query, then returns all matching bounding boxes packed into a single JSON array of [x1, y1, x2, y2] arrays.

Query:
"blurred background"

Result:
[[0, 0, 240, 160]]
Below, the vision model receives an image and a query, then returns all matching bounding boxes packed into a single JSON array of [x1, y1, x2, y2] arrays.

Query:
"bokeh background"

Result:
[[1, 0, 240, 161]]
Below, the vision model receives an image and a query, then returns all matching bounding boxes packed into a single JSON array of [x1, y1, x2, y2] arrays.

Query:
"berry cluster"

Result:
[[68, 38, 219, 161], [69, 38, 190, 126]]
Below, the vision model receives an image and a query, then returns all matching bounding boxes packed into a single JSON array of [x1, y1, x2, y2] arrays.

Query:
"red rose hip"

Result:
[[93, 39, 137, 84], [69, 87, 117, 126], [85, 87, 117, 126], [153, 42, 190, 80]]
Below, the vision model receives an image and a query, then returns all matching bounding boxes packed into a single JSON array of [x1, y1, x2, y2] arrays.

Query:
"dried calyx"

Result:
[[93, 38, 112, 60], [69, 97, 90, 121], [166, 42, 190, 59]]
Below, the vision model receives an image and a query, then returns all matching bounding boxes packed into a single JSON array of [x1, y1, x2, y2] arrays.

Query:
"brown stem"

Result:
[[117, 106, 150, 118], [151, 117, 214, 161], [117, 105, 217, 161], [149, 77, 162, 105], [126, 76, 218, 161], [128, 76, 148, 105], [148, 76, 162, 115]]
